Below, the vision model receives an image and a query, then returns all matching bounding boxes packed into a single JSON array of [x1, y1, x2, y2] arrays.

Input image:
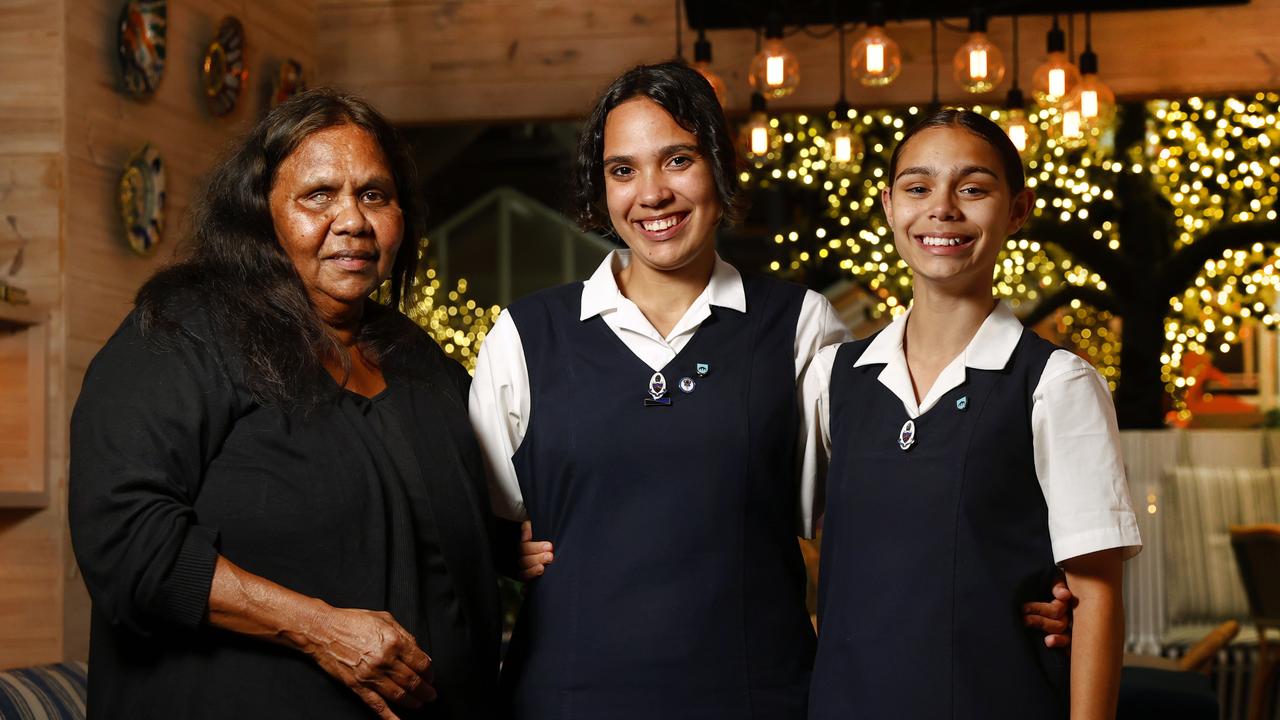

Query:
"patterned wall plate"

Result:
[[118, 144, 166, 255], [117, 0, 167, 99], [202, 16, 247, 117], [271, 59, 307, 108]]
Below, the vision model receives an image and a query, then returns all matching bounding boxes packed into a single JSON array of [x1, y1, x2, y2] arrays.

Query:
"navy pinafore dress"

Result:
[[809, 328, 1069, 719], [501, 276, 815, 720]]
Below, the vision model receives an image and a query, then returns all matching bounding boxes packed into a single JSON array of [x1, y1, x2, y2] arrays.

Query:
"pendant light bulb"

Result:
[[749, 15, 799, 99], [692, 30, 726, 106], [1032, 19, 1081, 106], [1046, 106, 1088, 149], [999, 88, 1041, 158], [952, 11, 1005, 94], [743, 92, 771, 157], [850, 4, 901, 87], [1064, 49, 1116, 138], [826, 101, 864, 167]]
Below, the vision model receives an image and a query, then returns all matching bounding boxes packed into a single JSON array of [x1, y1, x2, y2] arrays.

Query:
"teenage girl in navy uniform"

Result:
[[470, 64, 1075, 720], [806, 109, 1142, 719]]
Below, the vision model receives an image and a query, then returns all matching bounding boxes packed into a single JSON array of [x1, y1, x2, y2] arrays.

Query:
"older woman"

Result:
[[69, 90, 501, 719]]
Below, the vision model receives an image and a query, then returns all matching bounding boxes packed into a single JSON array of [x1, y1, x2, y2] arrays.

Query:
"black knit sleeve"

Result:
[[69, 309, 240, 635]]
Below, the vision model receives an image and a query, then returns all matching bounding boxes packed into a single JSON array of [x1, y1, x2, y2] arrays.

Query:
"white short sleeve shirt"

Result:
[[801, 301, 1142, 564]]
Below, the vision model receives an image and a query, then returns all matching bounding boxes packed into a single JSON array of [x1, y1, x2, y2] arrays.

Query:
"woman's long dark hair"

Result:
[[136, 88, 425, 405], [571, 61, 745, 232]]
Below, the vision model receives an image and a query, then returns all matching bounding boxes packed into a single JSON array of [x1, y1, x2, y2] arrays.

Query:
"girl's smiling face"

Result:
[[882, 125, 1033, 294], [602, 97, 722, 275]]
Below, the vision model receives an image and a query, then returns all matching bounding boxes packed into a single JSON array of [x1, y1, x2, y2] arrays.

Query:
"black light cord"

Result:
[[838, 21, 847, 104], [1067, 13, 1075, 62], [1011, 15, 1020, 90], [674, 0, 683, 59], [930, 18, 940, 107]]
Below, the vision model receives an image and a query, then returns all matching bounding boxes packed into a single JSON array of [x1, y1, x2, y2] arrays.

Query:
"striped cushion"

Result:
[[1164, 466, 1280, 623], [0, 662, 87, 720]]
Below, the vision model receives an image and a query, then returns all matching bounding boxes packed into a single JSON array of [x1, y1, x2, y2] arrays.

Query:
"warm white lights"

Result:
[[851, 24, 901, 87], [827, 103, 864, 167], [1000, 90, 1041, 157], [744, 92, 771, 157], [1032, 20, 1080, 106], [953, 13, 1005, 94], [749, 19, 799, 99], [1066, 50, 1116, 135]]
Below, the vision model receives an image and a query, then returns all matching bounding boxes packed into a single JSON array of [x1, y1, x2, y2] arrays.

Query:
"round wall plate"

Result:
[[118, 144, 166, 255], [117, 0, 167, 100], [271, 59, 306, 108], [202, 16, 247, 117]]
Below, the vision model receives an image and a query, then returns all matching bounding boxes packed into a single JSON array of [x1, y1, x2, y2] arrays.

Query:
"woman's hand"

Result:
[[518, 520, 555, 581], [300, 605, 437, 719], [1023, 579, 1074, 648], [206, 556, 435, 720]]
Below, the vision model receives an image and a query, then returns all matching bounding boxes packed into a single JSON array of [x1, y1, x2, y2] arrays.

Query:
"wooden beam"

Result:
[[317, 0, 1280, 124]]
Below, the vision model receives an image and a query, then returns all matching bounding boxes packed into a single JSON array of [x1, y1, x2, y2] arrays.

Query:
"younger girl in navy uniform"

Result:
[[806, 110, 1142, 719]]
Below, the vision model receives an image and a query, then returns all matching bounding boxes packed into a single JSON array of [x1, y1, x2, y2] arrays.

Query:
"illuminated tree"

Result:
[[753, 93, 1280, 428], [394, 239, 501, 373]]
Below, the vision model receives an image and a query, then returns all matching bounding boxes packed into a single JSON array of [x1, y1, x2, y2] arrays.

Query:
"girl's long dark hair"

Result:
[[135, 88, 425, 405]]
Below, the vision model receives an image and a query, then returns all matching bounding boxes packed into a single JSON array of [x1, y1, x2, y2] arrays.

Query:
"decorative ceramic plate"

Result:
[[117, 0, 167, 100], [202, 16, 247, 117], [118, 144, 166, 255], [271, 59, 306, 108]]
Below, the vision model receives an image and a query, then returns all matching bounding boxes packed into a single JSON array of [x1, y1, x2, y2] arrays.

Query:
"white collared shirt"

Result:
[[801, 301, 1142, 564], [469, 250, 851, 537]]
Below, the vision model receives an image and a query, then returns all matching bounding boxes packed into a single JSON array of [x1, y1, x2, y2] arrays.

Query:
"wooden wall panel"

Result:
[[0, 0, 66, 671], [56, 0, 319, 664], [316, 0, 1280, 124], [2, 0, 319, 672]]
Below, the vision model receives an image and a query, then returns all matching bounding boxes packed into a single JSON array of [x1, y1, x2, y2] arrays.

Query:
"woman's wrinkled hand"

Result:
[[302, 604, 437, 719], [518, 520, 554, 581]]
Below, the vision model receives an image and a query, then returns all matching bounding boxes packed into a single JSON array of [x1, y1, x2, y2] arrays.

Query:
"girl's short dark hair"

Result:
[[571, 61, 745, 231], [136, 88, 424, 405], [888, 108, 1026, 194]]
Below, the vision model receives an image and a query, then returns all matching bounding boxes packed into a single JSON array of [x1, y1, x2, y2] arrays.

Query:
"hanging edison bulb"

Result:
[[743, 92, 771, 157], [999, 88, 1041, 157], [748, 15, 799, 99], [826, 101, 864, 167], [1047, 105, 1088, 149], [850, 4, 901, 87], [953, 11, 1006, 94], [1031, 18, 1080, 106], [692, 30, 726, 106], [1063, 48, 1116, 139]]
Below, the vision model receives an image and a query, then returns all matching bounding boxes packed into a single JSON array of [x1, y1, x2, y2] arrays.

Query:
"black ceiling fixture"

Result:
[[683, 0, 1248, 30]]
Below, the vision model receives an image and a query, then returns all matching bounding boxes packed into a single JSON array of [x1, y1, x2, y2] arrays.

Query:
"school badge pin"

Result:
[[898, 419, 916, 451], [956, 396, 968, 411], [645, 372, 671, 406]]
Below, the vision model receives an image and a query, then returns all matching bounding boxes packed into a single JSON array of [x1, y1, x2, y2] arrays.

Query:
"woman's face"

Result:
[[882, 126, 1033, 293], [269, 124, 403, 319], [602, 97, 722, 274]]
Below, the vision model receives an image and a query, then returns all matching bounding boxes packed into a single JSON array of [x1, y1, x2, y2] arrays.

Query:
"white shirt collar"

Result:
[[579, 249, 746, 322], [854, 300, 1025, 416]]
